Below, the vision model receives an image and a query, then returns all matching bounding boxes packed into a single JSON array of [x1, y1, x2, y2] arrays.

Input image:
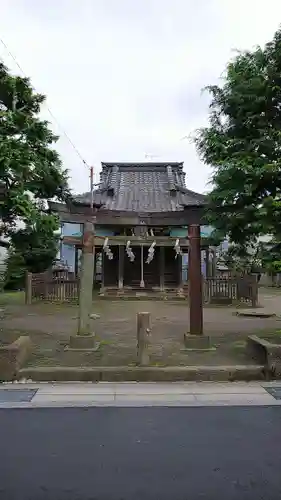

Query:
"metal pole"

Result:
[[90, 166, 94, 213]]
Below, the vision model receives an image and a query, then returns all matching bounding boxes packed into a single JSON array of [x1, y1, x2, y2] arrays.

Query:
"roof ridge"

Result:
[[101, 162, 184, 171], [166, 165, 176, 192], [71, 162, 207, 210], [175, 184, 207, 200], [101, 161, 184, 165], [106, 164, 119, 195]]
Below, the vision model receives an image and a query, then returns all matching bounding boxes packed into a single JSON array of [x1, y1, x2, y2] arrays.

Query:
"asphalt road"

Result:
[[0, 406, 281, 500]]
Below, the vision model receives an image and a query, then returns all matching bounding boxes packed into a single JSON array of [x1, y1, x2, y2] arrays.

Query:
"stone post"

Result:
[[136, 312, 151, 365], [69, 220, 98, 350], [78, 221, 95, 335], [25, 272, 32, 305]]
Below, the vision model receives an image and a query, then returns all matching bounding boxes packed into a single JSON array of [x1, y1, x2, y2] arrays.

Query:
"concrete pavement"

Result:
[[1, 381, 281, 407]]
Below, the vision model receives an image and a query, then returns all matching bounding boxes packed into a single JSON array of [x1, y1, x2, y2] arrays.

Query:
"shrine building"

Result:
[[49, 162, 213, 297]]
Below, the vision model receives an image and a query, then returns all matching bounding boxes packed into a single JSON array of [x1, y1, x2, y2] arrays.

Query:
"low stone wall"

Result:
[[18, 365, 265, 382], [247, 335, 281, 378], [0, 336, 33, 381]]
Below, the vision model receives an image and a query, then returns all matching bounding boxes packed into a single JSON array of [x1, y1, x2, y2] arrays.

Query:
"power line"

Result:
[[0, 36, 90, 170]]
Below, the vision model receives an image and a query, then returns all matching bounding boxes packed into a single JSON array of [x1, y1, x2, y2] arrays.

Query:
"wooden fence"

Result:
[[25, 271, 258, 307], [26, 271, 79, 303], [203, 275, 258, 307]]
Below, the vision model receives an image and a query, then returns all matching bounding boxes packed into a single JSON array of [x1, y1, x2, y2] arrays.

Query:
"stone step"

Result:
[[99, 288, 188, 300]]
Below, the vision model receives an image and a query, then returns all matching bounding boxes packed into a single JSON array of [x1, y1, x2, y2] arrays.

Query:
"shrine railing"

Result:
[[26, 270, 79, 303], [25, 271, 258, 307], [203, 275, 258, 307]]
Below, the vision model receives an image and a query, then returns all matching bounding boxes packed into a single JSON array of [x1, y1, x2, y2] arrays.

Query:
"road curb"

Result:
[[18, 364, 266, 382]]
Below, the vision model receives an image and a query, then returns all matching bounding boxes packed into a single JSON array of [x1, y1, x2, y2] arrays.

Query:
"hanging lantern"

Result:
[[174, 238, 182, 259], [126, 240, 135, 262], [146, 241, 156, 264]]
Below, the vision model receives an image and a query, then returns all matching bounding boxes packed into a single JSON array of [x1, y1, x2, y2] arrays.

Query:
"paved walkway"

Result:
[[1, 382, 281, 408]]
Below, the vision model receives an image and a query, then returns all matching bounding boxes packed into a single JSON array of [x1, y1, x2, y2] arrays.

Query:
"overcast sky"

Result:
[[1, 1, 281, 195]]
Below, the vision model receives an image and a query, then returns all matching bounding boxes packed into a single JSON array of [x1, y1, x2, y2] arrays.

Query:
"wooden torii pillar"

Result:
[[184, 224, 209, 348], [188, 224, 203, 335]]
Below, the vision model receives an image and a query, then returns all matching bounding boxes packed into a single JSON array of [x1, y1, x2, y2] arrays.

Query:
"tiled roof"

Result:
[[73, 162, 207, 212]]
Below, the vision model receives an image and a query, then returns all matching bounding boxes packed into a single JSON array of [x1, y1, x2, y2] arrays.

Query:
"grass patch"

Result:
[[260, 329, 281, 337], [259, 286, 281, 295], [251, 329, 281, 345], [0, 291, 25, 305], [98, 339, 113, 346], [0, 328, 26, 346], [231, 340, 247, 349]]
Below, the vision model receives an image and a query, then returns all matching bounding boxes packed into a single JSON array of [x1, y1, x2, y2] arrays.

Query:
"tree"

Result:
[[0, 62, 71, 286], [222, 242, 263, 275], [5, 214, 60, 289], [258, 238, 281, 275], [11, 216, 59, 272], [195, 28, 281, 245], [0, 61, 70, 235], [4, 249, 26, 290]]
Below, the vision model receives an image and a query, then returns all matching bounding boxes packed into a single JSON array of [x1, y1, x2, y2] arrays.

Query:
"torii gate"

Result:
[[69, 218, 206, 350]]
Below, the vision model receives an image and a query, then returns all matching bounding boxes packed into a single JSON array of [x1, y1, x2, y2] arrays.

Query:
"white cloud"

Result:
[[1, 0, 281, 194]]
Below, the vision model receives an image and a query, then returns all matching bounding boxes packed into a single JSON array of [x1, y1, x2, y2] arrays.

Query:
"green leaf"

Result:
[[0, 61, 70, 237], [194, 28, 281, 245]]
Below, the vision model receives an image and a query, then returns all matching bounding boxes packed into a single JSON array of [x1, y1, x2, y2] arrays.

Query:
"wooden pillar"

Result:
[[100, 250, 105, 291], [25, 272, 32, 305], [177, 253, 183, 288], [212, 249, 217, 277], [140, 244, 145, 288], [136, 312, 151, 365], [188, 224, 203, 335], [93, 249, 97, 284], [160, 246, 165, 291], [205, 247, 210, 278], [208, 248, 216, 277], [118, 244, 124, 289]]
